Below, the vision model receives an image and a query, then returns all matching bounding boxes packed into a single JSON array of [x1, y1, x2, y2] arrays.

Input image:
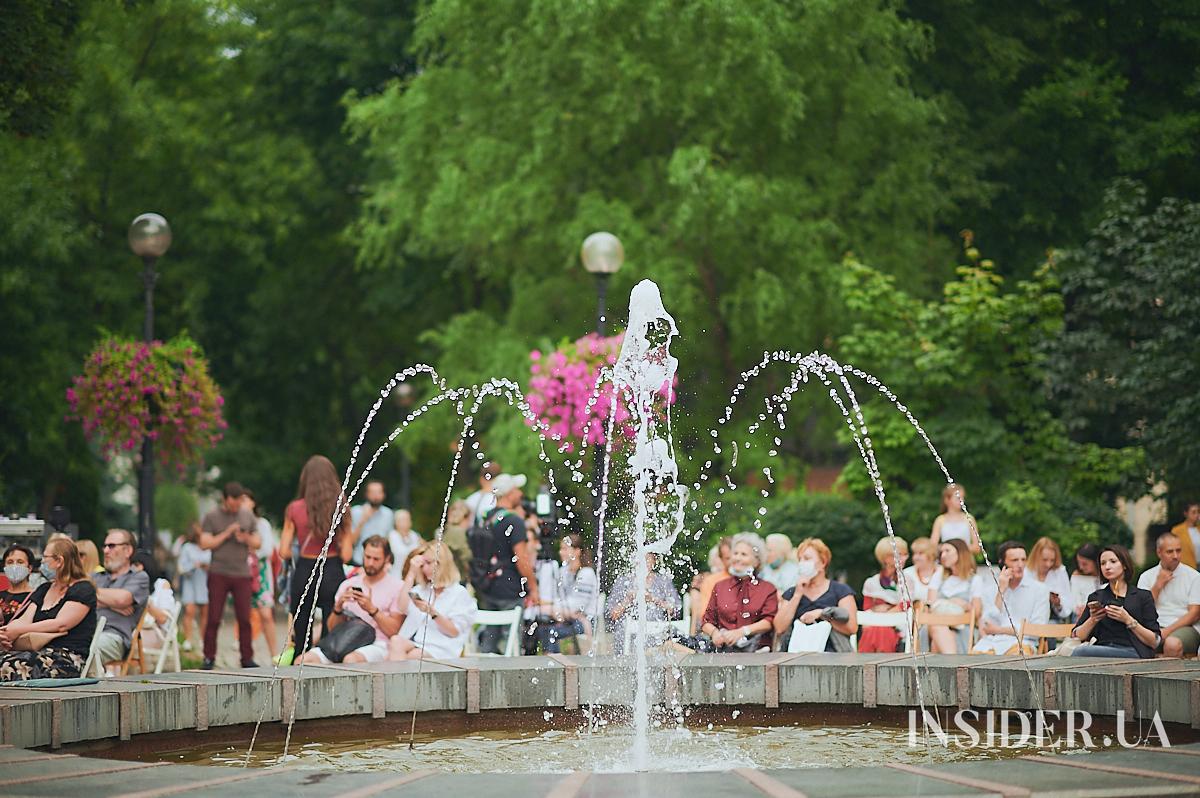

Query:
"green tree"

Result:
[[1048, 180, 1200, 508]]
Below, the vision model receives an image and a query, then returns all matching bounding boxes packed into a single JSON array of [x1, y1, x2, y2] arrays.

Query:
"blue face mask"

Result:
[[39, 560, 57, 581], [4, 564, 29, 584]]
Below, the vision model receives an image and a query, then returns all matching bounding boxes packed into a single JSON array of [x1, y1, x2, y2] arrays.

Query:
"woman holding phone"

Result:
[[1071, 544, 1160, 658], [389, 543, 477, 660]]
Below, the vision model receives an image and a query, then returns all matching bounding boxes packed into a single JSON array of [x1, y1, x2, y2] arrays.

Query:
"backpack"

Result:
[[467, 507, 511, 593]]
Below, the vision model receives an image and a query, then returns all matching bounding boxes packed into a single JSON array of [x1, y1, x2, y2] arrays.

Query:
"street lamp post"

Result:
[[580, 232, 624, 538], [128, 213, 172, 551]]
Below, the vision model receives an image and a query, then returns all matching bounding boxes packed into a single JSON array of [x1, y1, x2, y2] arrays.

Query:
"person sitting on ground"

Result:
[[971, 540, 1050, 654], [537, 534, 599, 653], [1072, 544, 1160, 658], [608, 552, 681, 654], [1029, 536, 1073, 622], [93, 528, 151, 671], [859, 536, 910, 653], [690, 537, 731, 633], [75, 539, 104, 576], [930, 482, 981, 554], [299, 535, 404, 665], [693, 533, 777, 652], [1137, 533, 1200, 658], [0, 537, 97, 681], [1069, 543, 1101, 620], [759, 533, 799, 592], [1169, 500, 1200, 569], [774, 537, 858, 652], [389, 544, 477, 660], [927, 539, 985, 654], [903, 536, 943, 605], [177, 524, 210, 653], [1, 545, 35, 625]]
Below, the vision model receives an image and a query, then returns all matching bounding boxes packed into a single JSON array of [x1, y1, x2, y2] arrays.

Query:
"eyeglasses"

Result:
[[103, 542, 130, 549]]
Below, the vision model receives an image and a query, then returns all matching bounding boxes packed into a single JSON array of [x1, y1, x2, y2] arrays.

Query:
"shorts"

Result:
[[251, 557, 274, 609], [1162, 626, 1200, 655], [305, 639, 388, 664]]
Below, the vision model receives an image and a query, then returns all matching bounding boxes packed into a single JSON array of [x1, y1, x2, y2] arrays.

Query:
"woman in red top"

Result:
[[699, 533, 778, 652], [280, 455, 353, 655]]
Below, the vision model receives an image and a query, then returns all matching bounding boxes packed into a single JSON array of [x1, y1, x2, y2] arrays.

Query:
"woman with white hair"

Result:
[[760, 533, 799, 590], [695, 532, 778, 652]]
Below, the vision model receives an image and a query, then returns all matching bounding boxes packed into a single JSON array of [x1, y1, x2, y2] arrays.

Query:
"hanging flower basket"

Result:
[[66, 335, 227, 469]]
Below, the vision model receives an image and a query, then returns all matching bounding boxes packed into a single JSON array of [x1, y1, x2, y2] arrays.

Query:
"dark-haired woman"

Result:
[[280, 455, 353, 655], [0, 538, 97, 680], [1071, 545, 1160, 659], [537, 534, 599, 653], [1069, 543, 1101, 620], [1, 544, 35, 625]]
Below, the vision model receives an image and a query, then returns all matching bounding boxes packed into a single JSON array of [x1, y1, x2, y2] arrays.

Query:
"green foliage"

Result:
[[1049, 180, 1200, 507], [154, 482, 199, 538]]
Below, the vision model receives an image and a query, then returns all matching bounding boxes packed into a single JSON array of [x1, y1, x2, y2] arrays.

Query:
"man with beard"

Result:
[[298, 535, 404, 664], [350, 481, 395, 567], [94, 528, 151, 671]]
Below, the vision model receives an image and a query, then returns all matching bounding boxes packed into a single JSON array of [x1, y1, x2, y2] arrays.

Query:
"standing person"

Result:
[[760, 533, 800, 591], [350, 480, 394, 567], [1072, 544, 1161, 658], [441, 500, 473, 579], [859, 537, 910, 653], [971, 541, 1050, 654], [388, 509, 424, 568], [903, 537, 943, 603], [94, 528, 151, 672], [1028, 537, 1073, 621], [177, 524, 210, 652], [1137, 533, 1200, 657], [243, 489, 280, 662], [389, 543, 477, 660], [279, 456, 352, 658], [930, 483, 981, 554], [199, 483, 262, 669], [470, 473, 536, 654], [1170, 500, 1200, 569], [464, 461, 500, 526], [0, 537, 97, 681], [1, 545, 35, 624], [1070, 543, 1101, 620]]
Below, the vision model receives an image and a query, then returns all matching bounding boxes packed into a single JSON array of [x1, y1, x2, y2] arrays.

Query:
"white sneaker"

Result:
[[181, 640, 193, 652]]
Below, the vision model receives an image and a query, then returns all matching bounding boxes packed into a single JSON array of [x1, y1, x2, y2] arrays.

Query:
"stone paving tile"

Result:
[[764, 766, 989, 797], [579, 772, 753, 798], [935, 755, 1196, 795]]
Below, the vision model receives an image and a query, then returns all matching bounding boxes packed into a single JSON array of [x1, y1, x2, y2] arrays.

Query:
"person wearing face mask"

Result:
[[759, 534, 800, 591], [859, 537, 910, 653], [1, 545, 36, 624], [774, 538, 859, 652], [693, 533, 778, 652]]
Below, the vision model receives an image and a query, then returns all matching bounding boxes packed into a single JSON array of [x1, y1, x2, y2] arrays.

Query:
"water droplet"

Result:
[[714, 682, 725, 690], [732, 710, 741, 719]]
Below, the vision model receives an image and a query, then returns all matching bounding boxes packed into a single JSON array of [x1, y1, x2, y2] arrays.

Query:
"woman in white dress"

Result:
[[389, 543, 477, 660], [1029, 536, 1074, 622], [1069, 543, 1101, 620], [927, 539, 985, 653], [930, 483, 981, 555]]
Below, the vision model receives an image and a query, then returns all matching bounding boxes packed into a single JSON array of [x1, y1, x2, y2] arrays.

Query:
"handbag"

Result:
[[316, 617, 376, 662], [14, 631, 65, 651]]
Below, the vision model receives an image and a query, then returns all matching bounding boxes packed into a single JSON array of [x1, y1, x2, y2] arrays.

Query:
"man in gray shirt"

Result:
[[199, 482, 261, 669], [94, 528, 151, 671]]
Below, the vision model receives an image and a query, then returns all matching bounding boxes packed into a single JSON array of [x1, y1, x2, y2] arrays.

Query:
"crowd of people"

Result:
[[1, 474, 1197, 681]]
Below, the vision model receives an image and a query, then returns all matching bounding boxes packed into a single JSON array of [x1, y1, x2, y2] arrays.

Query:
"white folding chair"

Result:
[[680, 588, 691, 631], [857, 609, 913, 652], [145, 603, 182, 674], [81, 616, 108, 678], [470, 608, 523, 657]]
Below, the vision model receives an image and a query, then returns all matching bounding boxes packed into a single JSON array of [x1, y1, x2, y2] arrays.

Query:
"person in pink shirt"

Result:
[[299, 536, 404, 664]]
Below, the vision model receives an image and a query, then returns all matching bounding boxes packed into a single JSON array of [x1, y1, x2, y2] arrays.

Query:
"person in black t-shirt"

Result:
[[0, 538, 98, 680], [1071, 544, 1160, 659], [476, 473, 536, 654], [1, 544, 35, 625]]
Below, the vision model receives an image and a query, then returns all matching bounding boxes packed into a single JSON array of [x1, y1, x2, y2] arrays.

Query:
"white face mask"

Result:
[[797, 560, 817, 579], [729, 565, 754, 578]]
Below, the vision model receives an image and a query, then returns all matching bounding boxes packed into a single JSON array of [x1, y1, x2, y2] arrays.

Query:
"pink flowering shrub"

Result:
[[526, 332, 676, 450], [66, 336, 227, 469]]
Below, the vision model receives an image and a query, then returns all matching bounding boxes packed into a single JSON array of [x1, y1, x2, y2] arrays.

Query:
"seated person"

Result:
[[859, 536, 910, 653], [972, 541, 1049, 654], [130, 552, 178, 653], [1029, 536, 1073, 622], [389, 544, 477, 660], [1, 544, 36, 624], [1073, 544, 1160, 658], [1069, 543, 1101, 620], [1137, 533, 1200, 657], [537, 534, 599, 653], [759, 533, 800, 591], [608, 551, 682, 654], [688, 533, 777, 652], [689, 538, 731, 634], [774, 537, 857, 652], [299, 536, 403, 664], [927, 539, 985, 654], [0, 538, 97, 680], [93, 529, 151, 670], [903, 536, 943, 605]]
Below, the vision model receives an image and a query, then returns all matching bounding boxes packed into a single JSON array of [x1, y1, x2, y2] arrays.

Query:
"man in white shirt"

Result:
[[464, 462, 500, 526], [759, 533, 800, 591], [350, 481, 394, 566], [972, 541, 1049, 654], [1137, 532, 1200, 657]]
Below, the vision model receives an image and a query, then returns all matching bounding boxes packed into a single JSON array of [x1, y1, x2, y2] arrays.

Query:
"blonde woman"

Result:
[[75, 539, 104, 576], [1028, 536, 1073, 621], [931, 483, 981, 554], [927, 539, 985, 653], [903, 537, 943, 601], [389, 543, 477, 660]]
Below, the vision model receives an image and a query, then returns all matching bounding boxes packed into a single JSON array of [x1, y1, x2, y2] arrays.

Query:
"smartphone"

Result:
[[408, 591, 422, 603], [349, 586, 365, 594], [1087, 600, 1102, 614]]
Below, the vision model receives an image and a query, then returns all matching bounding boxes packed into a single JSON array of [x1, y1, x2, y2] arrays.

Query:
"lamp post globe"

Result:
[[128, 213, 172, 258], [580, 232, 624, 275]]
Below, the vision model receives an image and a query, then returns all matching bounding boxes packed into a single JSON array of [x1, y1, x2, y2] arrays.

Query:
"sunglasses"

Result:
[[103, 542, 130, 549]]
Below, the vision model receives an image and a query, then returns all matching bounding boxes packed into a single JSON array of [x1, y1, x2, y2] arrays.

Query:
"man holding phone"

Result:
[[972, 541, 1050, 654], [298, 535, 403, 664]]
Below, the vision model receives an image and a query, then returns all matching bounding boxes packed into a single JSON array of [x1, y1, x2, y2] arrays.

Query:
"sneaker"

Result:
[[241, 660, 259, 669], [201, 658, 215, 670], [181, 640, 193, 653]]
